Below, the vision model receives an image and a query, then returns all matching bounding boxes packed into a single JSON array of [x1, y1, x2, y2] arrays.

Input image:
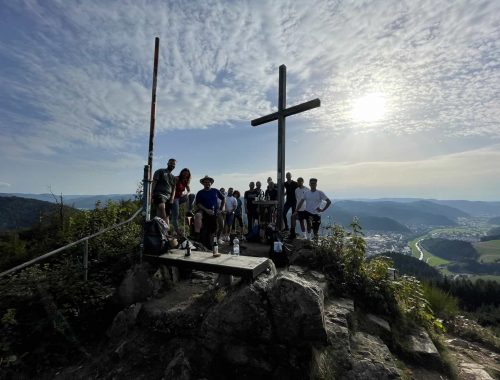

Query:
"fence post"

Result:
[[83, 240, 89, 281]]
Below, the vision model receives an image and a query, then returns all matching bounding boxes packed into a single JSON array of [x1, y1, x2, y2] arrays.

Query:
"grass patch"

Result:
[[474, 239, 500, 263]]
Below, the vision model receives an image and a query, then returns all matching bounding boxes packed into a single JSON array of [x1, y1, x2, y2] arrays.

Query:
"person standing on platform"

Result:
[[194, 175, 225, 248], [244, 182, 257, 232], [232, 190, 244, 235], [171, 168, 195, 236], [295, 178, 331, 239], [224, 187, 237, 240], [151, 158, 176, 226], [283, 172, 298, 232], [292, 177, 309, 239]]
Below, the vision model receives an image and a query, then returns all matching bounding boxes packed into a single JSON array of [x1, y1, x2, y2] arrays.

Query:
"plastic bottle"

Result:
[[212, 235, 219, 257], [233, 237, 240, 256]]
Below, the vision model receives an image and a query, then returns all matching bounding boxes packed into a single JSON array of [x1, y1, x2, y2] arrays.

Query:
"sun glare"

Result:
[[350, 93, 387, 123]]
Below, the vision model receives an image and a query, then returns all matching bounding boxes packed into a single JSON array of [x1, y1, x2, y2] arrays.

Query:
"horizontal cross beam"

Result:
[[251, 98, 321, 127]]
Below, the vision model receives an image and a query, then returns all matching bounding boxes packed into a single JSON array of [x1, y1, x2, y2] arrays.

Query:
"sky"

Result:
[[1, 0, 499, 201]]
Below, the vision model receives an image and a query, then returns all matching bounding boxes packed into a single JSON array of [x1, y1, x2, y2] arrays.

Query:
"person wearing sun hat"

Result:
[[193, 175, 225, 248]]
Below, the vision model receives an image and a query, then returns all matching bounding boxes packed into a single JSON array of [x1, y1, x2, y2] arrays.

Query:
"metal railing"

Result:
[[0, 207, 143, 280]]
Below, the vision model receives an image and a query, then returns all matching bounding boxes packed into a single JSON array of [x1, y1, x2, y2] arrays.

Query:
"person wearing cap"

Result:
[[151, 158, 176, 225], [294, 178, 331, 239], [194, 175, 225, 248]]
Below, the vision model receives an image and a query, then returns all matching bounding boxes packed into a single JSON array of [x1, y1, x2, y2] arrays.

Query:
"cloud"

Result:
[[1, 0, 499, 161], [0, 182, 11, 188]]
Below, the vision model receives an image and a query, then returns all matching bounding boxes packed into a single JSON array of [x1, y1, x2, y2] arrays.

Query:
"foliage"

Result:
[[0, 199, 142, 375], [446, 316, 500, 353], [421, 283, 459, 321], [312, 221, 444, 332]]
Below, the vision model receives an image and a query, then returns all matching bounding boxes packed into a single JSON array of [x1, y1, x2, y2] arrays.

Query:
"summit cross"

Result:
[[251, 64, 320, 231]]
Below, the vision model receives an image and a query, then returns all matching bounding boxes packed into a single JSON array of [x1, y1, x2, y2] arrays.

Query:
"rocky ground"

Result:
[[42, 239, 499, 380]]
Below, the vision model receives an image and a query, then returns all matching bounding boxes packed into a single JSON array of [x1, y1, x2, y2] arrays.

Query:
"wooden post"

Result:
[[143, 164, 151, 222], [147, 37, 160, 171]]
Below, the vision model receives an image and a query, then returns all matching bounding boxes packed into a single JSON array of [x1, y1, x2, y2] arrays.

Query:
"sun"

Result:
[[350, 93, 387, 123]]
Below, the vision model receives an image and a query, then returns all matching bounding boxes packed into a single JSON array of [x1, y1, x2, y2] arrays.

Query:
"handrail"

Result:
[[0, 207, 143, 279]]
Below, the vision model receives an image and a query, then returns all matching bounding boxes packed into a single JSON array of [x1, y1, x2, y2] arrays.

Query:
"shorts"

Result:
[[225, 212, 235, 227], [298, 210, 308, 221], [153, 193, 172, 215]]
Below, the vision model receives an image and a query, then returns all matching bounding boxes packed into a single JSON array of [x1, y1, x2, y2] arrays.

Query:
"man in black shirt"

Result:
[[283, 172, 298, 232], [152, 158, 176, 225]]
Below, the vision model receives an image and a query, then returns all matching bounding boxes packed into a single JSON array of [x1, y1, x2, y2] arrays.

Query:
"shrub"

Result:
[[422, 283, 459, 321]]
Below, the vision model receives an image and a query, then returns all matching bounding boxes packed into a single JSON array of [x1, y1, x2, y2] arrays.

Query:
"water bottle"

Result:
[[233, 237, 240, 256], [212, 235, 219, 257]]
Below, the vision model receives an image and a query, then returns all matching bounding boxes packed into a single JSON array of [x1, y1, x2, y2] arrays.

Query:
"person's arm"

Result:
[[169, 176, 178, 204], [318, 198, 331, 213], [295, 199, 304, 214]]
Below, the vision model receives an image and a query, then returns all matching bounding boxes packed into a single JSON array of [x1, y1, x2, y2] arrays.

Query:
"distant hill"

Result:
[[481, 227, 500, 242], [372, 252, 442, 282], [430, 200, 500, 217], [328, 200, 466, 228], [420, 238, 478, 261], [352, 198, 500, 217], [0, 193, 135, 209], [0, 196, 76, 231]]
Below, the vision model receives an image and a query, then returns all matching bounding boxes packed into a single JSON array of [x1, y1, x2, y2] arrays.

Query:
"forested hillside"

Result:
[[374, 252, 442, 281], [0, 196, 75, 231], [420, 238, 478, 261]]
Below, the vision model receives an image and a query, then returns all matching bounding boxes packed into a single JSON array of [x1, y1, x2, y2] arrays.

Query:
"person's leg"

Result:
[[282, 201, 292, 230], [194, 211, 203, 233], [171, 198, 180, 233], [312, 214, 321, 237], [186, 194, 195, 215], [157, 201, 168, 226]]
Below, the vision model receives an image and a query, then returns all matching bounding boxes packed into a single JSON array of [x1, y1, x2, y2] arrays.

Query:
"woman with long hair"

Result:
[[171, 168, 195, 235]]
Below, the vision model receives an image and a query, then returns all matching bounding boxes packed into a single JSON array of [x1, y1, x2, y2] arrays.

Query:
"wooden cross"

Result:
[[251, 64, 320, 231]]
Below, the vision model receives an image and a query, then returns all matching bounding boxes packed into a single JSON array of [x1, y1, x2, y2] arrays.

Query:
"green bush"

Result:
[[422, 283, 459, 321], [312, 221, 444, 332]]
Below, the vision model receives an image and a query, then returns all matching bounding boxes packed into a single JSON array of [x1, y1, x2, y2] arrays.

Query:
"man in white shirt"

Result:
[[292, 177, 309, 239], [295, 178, 331, 239], [224, 187, 238, 240]]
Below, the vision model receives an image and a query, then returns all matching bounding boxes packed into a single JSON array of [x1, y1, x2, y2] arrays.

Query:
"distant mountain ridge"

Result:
[[326, 199, 468, 230], [0, 196, 77, 231], [0, 193, 135, 209]]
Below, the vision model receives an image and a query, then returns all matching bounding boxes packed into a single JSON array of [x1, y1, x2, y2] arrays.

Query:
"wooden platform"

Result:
[[143, 249, 273, 281]]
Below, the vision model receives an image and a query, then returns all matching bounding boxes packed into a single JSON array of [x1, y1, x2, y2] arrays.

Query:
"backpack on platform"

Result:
[[143, 217, 169, 255]]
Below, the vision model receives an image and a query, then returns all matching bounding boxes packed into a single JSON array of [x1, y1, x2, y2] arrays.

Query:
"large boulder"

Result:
[[267, 272, 327, 345], [343, 332, 402, 379], [116, 263, 163, 306], [107, 303, 142, 341], [406, 327, 441, 366]]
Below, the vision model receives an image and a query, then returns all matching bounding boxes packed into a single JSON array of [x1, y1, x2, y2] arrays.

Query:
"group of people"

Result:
[[151, 158, 332, 248]]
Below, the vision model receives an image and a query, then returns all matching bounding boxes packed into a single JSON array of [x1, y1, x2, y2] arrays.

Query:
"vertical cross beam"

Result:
[[277, 65, 286, 231], [251, 65, 320, 231]]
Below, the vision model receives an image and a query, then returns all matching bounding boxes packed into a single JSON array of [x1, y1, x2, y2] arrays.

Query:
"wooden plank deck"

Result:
[[143, 249, 273, 281]]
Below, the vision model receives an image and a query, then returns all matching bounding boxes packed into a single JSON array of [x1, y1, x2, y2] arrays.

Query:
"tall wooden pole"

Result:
[[146, 37, 160, 221], [277, 65, 286, 231]]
